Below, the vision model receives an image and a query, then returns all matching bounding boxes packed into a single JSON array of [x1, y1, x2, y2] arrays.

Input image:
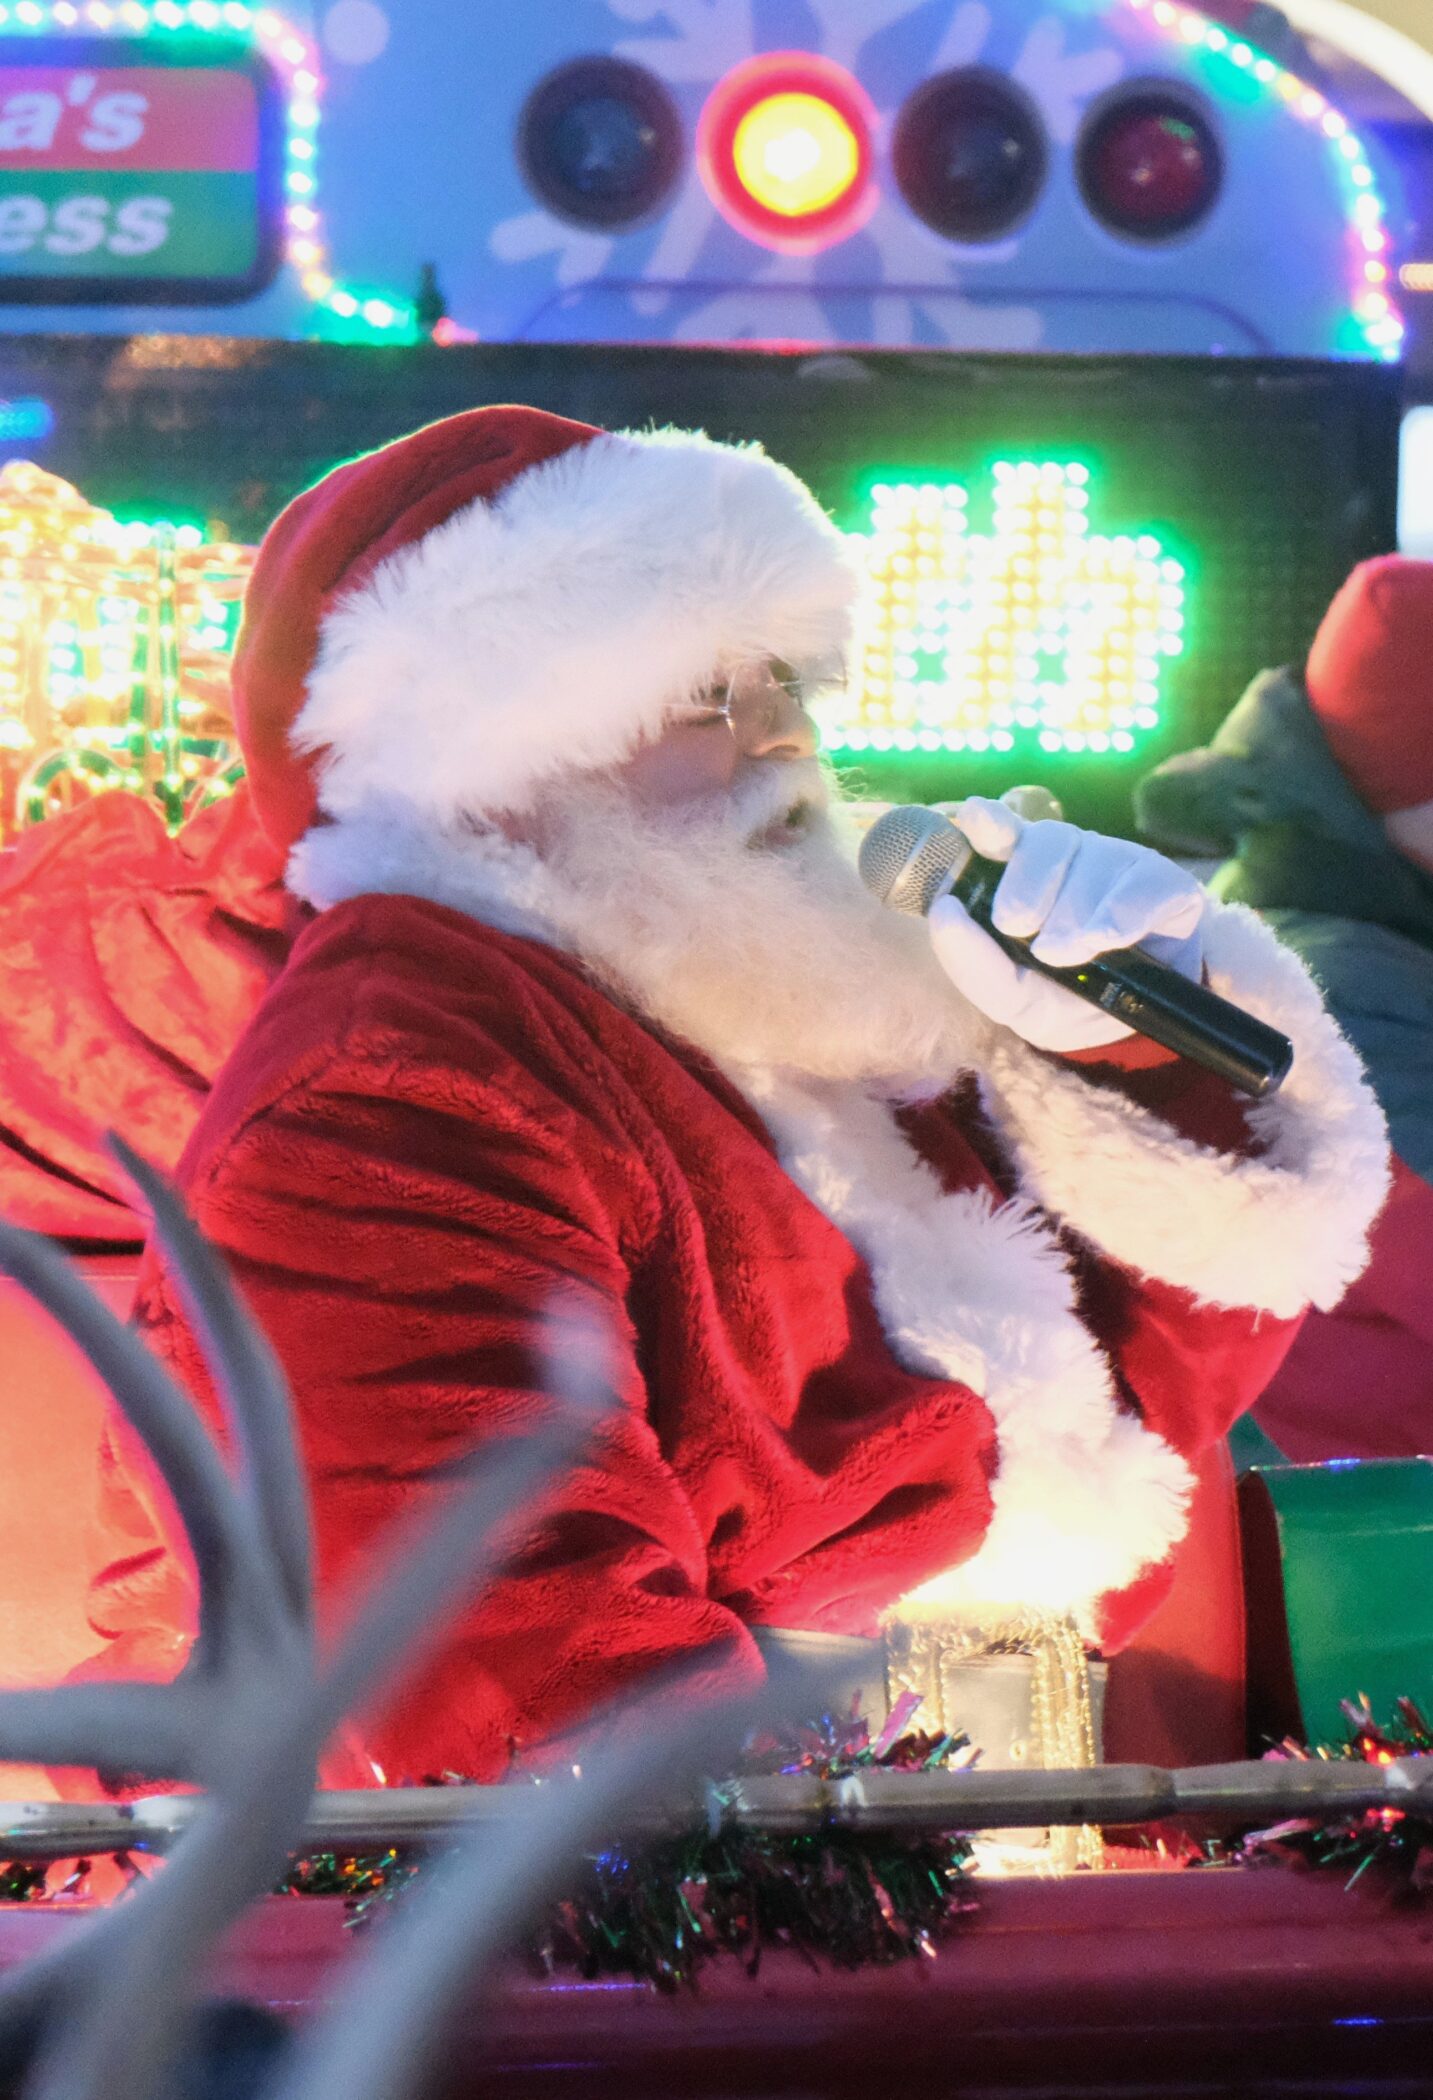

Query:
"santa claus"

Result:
[[88, 406, 1389, 1784]]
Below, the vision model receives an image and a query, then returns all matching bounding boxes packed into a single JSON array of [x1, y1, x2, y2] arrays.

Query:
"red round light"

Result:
[[1080, 96, 1222, 240], [698, 53, 877, 254]]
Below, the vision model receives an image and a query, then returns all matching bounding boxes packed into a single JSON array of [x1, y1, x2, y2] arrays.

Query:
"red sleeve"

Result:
[[1055, 1034, 1256, 1155], [122, 1031, 763, 1785], [1253, 1154, 1433, 1464]]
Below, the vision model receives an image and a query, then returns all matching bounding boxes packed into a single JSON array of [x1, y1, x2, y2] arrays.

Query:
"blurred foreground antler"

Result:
[[0, 1138, 806, 2100]]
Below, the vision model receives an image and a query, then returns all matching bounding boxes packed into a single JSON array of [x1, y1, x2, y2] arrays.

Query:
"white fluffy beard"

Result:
[[520, 759, 989, 1095]]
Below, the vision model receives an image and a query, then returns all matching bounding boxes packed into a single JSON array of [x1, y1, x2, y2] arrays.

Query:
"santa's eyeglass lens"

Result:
[[682, 660, 810, 746]]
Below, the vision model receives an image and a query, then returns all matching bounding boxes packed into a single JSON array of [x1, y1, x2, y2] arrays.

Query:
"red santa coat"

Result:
[[92, 879, 1388, 1784], [1253, 1153, 1433, 1461]]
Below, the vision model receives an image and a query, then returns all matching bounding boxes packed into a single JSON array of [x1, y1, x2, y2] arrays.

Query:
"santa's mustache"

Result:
[[698, 756, 833, 844]]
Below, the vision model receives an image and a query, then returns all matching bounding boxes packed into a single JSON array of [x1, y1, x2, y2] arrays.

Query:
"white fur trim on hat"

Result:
[[291, 427, 862, 824], [979, 900, 1391, 1318]]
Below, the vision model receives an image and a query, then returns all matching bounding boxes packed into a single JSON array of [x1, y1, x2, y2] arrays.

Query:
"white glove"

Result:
[[927, 796, 1208, 1052]]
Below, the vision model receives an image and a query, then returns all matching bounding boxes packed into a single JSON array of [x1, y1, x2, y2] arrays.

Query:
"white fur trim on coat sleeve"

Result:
[[292, 427, 862, 827], [978, 900, 1391, 1318], [743, 1071, 1194, 1637]]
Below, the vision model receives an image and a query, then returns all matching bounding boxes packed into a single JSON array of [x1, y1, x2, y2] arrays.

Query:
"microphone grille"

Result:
[[858, 804, 967, 916]]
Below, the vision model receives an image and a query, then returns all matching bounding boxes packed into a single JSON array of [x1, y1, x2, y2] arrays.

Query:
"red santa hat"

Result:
[[232, 404, 863, 852], [1304, 554, 1433, 816]]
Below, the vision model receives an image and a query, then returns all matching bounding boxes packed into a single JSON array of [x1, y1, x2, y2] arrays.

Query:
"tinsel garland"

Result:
[[0, 1697, 977, 1987], [9, 1694, 1433, 1968], [1239, 1695, 1433, 1894], [0, 1865, 46, 1904], [533, 1704, 977, 1987], [284, 1695, 979, 1989]]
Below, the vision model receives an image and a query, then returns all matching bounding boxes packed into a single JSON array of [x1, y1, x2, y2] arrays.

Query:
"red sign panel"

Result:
[[0, 64, 260, 171], [0, 40, 281, 302]]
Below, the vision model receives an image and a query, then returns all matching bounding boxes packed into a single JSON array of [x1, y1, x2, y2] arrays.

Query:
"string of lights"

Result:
[[0, 1, 1397, 358], [1123, 0, 1403, 362]]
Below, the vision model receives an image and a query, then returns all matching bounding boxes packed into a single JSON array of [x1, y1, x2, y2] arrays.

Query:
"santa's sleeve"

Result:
[[973, 901, 1391, 1648], [127, 1033, 764, 1785], [978, 898, 1391, 1321]]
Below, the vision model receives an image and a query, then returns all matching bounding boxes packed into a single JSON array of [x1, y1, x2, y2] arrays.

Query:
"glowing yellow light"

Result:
[[731, 92, 860, 218]]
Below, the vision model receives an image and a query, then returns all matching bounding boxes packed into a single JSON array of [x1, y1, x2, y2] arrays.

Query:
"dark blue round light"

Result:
[[520, 60, 683, 230], [549, 96, 659, 203]]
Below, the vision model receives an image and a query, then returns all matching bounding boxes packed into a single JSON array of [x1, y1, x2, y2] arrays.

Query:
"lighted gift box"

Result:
[[0, 461, 253, 844]]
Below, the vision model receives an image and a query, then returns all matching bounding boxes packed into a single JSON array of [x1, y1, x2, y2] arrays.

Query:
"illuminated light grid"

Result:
[[0, 461, 255, 840], [1400, 262, 1433, 294], [1122, 0, 1403, 363], [827, 466, 1187, 760], [0, 0, 416, 342]]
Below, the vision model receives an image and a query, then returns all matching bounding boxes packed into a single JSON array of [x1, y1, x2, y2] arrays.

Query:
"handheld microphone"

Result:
[[858, 804, 1293, 1100]]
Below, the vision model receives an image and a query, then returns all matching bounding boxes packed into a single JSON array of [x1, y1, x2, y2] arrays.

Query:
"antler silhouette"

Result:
[[0, 1141, 811, 2100], [0, 1136, 614, 2100]]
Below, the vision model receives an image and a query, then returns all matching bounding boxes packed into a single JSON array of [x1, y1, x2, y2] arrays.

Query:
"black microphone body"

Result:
[[858, 806, 1294, 1100]]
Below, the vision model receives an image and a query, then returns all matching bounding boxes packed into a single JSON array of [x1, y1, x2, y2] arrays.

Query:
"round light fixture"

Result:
[[698, 53, 876, 253], [1079, 90, 1222, 241], [519, 58, 684, 230], [893, 70, 1047, 242]]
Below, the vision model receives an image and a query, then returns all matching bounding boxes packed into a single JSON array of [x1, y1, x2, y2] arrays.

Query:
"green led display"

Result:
[[827, 463, 1187, 761]]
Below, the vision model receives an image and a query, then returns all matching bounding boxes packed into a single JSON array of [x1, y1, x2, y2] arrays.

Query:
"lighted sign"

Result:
[[831, 465, 1187, 759], [0, 37, 281, 299]]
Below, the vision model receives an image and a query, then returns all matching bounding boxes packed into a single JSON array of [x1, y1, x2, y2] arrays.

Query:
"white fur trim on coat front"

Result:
[[292, 427, 862, 826], [980, 900, 1390, 1318], [741, 1073, 1194, 1635], [286, 814, 1383, 1628]]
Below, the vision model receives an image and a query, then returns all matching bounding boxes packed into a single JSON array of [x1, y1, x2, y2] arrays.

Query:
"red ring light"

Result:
[[698, 53, 877, 255]]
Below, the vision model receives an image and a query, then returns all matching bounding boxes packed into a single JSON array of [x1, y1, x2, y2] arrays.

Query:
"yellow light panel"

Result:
[[832, 467, 1185, 757]]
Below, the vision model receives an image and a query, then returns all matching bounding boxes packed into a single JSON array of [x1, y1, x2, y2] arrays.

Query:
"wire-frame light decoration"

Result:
[[0, 461, 254, 841], [0, 0, 416, 341], [1123, 0, 1403, 362]]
